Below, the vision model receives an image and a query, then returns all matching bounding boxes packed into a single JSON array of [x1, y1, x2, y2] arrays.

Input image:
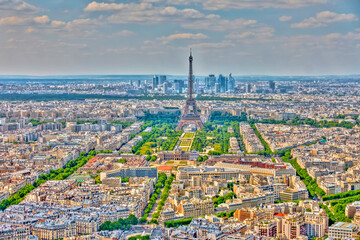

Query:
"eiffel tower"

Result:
[[176, 50, 204, 131]]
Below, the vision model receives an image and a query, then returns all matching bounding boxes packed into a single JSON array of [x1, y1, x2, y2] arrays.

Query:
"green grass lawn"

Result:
[[180, 147, 190, 151], [179, 140, 192, 147], [183, 133, 195, 138]]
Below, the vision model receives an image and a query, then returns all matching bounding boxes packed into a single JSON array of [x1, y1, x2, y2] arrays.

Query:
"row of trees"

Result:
[[323, 189, 360, 201], [248, 116, 356, 129], [328, 194, 360, 223], [197, 95, 269, 102], [128, 235, 150, 240], [29, 119, 54, 126], [164, 218, 193, 228], [249, 123, 273, 155], [99, 214, 138, 231], [0, 150, 97, 210], [215, 210, 236, 218], [280, 150, 326, 197], [164, 210, 236, 228], [138, 112, 181, 125], [139, 173, 168, 224], [208, 111, 357, 131], [150, 174, 176, 224], [209, 111, 248, 125]]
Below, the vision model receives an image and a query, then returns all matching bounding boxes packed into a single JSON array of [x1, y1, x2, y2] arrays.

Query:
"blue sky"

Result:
[[1, 0, 359, 75]]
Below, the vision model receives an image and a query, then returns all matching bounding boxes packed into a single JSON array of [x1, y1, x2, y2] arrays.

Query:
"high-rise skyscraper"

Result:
[[246, 83, 252, 93], [205, 74, 216, 92], [228, 73, 235, 92], [160, 75, 167, 85], [218, 74, 226, 93], [215, 83, 220, 93], [152, 75, 159, 90], [194, 78, 199, 94], [269, 80, 276, 92]]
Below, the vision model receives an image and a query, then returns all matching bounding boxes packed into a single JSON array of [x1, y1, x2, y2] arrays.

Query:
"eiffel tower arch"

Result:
[[176, 50, 204, 131]]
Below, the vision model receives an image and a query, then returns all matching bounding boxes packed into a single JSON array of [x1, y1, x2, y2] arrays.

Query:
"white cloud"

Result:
[[189, 40, 234, 49], [0, 0, 40, 13], [33, 15, 50, 24], [114, 30, 135, 37], [15, 1, 39, 11], [65, 18, 100, 31], [281, 32, 360, 52], [106, 47, 137, 54], [7, 38, 23, 42], [25, 26, 34, 33], [107, 6, 204, 24], [84, 1, 151, 12], [159, 33, 208, 44], [51, 20, 66, 27], [279, 16, 292, 22], [226, 27, 275, 41], [201, 0, 327, 10], [58, 42, 87, 48], [84, 2, 206, 25], [0, 16, 25, 25], [181, 17, 258, 31], [291, 11, 358, 28]]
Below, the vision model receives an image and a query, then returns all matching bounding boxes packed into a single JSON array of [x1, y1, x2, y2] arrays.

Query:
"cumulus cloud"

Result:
[[84, 1, 206, 24], [83, 1, 265, 35], [14, 1, 39, 11], [279, 16, 292, 22], [33, 15, 50, 24], [226, 27, 275, 40], [0, 15, 51, 27], [85, 1, 151, 12], [291, 11, 358, 28], [159, 33, 208, 44], [201, 0, 327, 10], [51, 20, 66, 27], [0, 0, 40, 13], [107, 6, 204, 24], [181, 17, 258, 31], [114, 30, 135, 37], [189, 40, 234, 49], [0, 16, 25, 25], [281, 32, 360, 52]]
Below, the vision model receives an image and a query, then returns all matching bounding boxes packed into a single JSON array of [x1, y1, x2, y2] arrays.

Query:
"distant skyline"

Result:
[[1, 0, 360, 76]]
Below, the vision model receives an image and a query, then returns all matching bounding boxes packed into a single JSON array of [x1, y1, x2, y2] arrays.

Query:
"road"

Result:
[[147, 188, 164, 221]]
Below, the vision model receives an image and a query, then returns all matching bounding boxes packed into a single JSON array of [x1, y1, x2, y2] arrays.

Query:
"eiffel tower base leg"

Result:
[[176, 119, 204, 131]]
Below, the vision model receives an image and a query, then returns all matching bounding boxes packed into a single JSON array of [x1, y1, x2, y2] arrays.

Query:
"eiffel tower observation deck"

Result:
[[176, 50, 204, 131]]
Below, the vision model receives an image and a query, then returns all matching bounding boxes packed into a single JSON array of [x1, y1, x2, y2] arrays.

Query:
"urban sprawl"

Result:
[[0, 66, 360, 240]]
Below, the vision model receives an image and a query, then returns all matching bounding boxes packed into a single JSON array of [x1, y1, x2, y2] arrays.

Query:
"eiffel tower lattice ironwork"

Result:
[[176, 50, 204, 131]]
